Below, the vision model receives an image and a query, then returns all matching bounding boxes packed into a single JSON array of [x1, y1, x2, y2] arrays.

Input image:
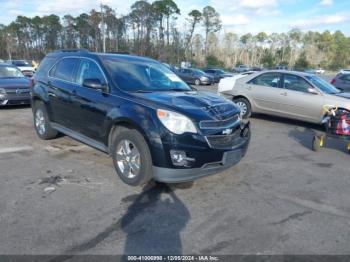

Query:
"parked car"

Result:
[[220, 70, 350, 123], [275, 65, 289, 70], [331, 73, 350, 92], [6, 60, 35, 77], [0, 64, 31, 106], [315, 68, 325, 74], [304, 68, 316, 74], [176, 68, 214, 85], [233, 65, 250, 73], [31, 49, 250, 186], [204, 69, 233, 83], [339, 69, 350, 75], [251, 66, 263, 72]]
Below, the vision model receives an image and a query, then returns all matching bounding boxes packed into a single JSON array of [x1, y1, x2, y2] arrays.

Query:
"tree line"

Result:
[[0, 0, 349, 70]]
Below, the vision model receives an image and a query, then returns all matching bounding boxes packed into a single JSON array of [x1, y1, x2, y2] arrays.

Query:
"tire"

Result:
[[312, 136, 321, 152], [233, 97, 251, 119], [194, 79, 201, 86], [111, 127, 153, 186], [33, 101, 58, 140]]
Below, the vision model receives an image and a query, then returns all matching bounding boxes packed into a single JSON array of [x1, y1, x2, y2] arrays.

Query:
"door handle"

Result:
[[71, 89, 77, 96], [280, 92, 287, 96], [48, 81, 57, 90]]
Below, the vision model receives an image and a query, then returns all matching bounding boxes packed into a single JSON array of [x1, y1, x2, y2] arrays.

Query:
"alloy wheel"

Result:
[[116, 139, 141, 179]]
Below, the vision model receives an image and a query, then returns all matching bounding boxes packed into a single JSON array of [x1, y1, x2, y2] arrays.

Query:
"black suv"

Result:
[[31, 50, 250, 186]]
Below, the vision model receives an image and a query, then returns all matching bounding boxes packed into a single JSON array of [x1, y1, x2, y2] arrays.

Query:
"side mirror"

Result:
[[83, 79, 107, 92], [308, 87, 319, 95]]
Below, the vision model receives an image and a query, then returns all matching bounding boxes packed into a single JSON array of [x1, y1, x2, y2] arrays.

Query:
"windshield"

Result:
[[0, 66, 24, 78], [12, 60, 30, 67], [193, 69, 205, 75], [305, 75, 341, 94], [217, 69, 225, 74], [103, 58, 191, 92]]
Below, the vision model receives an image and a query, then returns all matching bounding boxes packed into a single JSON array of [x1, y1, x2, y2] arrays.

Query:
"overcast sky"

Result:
[[1, 0, 349, 35]]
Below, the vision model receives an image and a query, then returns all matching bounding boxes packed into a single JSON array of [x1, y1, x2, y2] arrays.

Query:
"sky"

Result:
[[1, 0, 350, 35]]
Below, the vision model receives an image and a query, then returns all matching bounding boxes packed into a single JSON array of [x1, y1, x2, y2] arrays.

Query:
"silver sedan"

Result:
[[221, 70, 350, 124]]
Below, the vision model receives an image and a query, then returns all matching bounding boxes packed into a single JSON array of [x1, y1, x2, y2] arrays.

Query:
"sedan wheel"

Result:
[[195, 79, 201, 86], [236, 101, 248, 116], [233, 97, 251, 119]]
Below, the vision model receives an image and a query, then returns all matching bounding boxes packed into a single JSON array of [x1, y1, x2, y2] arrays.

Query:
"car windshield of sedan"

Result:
[[12, 60, 31, 67], [193, 69, 206, 75], [305, 75, 341, 94], [0, 66, 24, 78], [103, 59, 191, 92]]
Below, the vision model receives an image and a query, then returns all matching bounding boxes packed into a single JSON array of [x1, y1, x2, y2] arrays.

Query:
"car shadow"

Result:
[[0, 104, 31, 110], [52, 181, 190, 261], [121, 181, 190, 255], [251, 113, 323, 131]]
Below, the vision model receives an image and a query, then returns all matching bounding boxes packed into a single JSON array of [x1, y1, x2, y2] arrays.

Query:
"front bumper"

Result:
[[200, 79, 215, 85], [153, 122, 250, 183], [0, 91, 31, 106]]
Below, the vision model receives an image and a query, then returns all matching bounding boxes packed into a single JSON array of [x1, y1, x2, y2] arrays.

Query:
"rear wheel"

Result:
[[33, 101, 58, 140], [111, 127, 153, 186], [233, 97, 251, 119]]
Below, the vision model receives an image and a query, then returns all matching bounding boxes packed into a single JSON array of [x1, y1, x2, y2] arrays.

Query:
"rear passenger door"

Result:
[[48, 57, 80, 127], [246, 73, 283, 113], [279, 74, 324, 123], [72, 58, 112, 142]]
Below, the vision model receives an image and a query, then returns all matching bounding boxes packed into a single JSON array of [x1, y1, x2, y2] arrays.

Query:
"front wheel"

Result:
[[111, 127, 153, 186], [233, 98, 251, 119], [194, 79, 201, 86]]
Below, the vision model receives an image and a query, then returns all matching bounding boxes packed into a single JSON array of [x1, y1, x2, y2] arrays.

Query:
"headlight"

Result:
[[157, 109, 197, 135], [0, 88, 6, 99], [200, 76, 208, 81]]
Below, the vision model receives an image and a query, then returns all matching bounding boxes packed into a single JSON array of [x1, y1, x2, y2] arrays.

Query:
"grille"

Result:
[[200, 114, 240, 129], [206, 129, 241, 149]]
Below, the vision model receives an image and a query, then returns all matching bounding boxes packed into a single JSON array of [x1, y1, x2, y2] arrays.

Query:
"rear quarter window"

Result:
[[36, 56, 57, 77]]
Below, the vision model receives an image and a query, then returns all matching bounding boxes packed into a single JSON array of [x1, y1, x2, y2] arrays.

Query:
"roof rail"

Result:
[[53, 49, 89, 53], [107, 51, 131, 55]]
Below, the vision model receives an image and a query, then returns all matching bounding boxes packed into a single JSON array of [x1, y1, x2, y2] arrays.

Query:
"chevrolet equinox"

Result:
[[31, 49, 250, 186]]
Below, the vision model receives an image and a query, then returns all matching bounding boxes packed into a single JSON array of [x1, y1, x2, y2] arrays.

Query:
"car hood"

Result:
[[199, 74, 214, 79], [17, 66, 35, 72], [0, 78, 30, 89], [133, 91, 240, 122]]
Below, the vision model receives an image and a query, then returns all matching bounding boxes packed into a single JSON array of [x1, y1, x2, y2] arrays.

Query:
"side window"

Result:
[[37, 56, 57, 77], [340, 74, 350, 81], [76, 59, 106, 86], [284, 74, 312, 93], [249, 73, 281, 88], [49, 58, 79, 82]]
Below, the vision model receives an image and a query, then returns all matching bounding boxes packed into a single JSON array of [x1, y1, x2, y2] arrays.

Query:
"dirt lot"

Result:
[[1, 86, 350, 255]]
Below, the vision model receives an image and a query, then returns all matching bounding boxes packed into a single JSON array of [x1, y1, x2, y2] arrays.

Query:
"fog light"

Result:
[[170, 150, 195, 167]]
